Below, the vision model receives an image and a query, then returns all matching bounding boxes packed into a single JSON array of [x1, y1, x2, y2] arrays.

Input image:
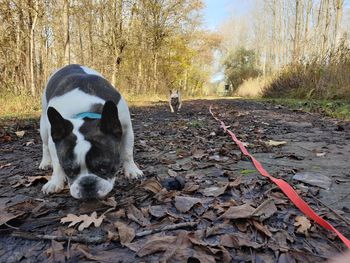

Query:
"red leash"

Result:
[[209, 106, 350, 249]]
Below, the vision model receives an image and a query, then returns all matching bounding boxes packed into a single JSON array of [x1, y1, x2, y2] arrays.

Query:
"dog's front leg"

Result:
[[178, 101, 182, 112], [121, 124, 143, 179], [42, 138, 66, 194], [169, 101, 174, 113]]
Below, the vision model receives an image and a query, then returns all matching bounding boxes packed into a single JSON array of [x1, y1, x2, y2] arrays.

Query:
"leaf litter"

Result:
[[0, 100, 349, 262]]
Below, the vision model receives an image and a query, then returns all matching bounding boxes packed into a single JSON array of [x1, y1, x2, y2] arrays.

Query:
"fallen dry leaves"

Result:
[[221, 203, 256, 219], [266, 140, 287, 146], [294, 215, 312, 235], [199, 184, 228, 197], [174, 196, 202, 213], [60, 212, 105, 231], [115, 221, 135, 246], [1, 100, 346, 263]]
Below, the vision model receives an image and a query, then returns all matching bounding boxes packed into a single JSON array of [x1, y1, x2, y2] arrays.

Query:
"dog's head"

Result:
[[169, 90, 180, 99], [47, 101, 122, 199]]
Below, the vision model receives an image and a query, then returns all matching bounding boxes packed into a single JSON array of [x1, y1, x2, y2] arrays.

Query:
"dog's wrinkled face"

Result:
[[47, 101, 122, 199], [170, 90, 180, 106], [169, 90, 179, 99]]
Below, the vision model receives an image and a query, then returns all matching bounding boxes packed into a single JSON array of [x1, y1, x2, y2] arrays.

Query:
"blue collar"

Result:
[[74, 112, 102, 119]]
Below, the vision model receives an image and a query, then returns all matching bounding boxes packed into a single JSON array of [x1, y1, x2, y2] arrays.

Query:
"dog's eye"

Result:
[[99, 167, 108, 174]]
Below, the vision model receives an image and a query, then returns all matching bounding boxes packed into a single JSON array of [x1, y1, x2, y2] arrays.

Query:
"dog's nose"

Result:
[[80, 177, 97, 193]]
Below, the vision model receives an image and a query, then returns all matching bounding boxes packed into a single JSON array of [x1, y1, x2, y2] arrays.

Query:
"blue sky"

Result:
[[203, 0, 350, 30], [203, 0, 255, 30]]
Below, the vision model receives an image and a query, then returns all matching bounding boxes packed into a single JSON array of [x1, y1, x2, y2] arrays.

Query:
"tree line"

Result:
[[220, 0, 348, 92], [0, 0, 220, 97]]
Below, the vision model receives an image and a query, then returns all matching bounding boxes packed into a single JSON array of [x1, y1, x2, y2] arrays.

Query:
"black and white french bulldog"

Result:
[[169, 90, 182, 113], [39, 64, 143, 199]]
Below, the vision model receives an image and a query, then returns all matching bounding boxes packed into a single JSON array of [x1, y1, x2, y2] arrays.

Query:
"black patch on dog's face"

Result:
[[57, 135, 81, 182], [47, 107, 81, 181], [79, 119, 121, 180]]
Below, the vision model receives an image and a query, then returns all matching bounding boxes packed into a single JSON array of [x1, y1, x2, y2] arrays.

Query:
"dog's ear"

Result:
[[176, 90, 179, 94], [100, 101, 123, 138], [169, 90, 172, 95], [47, 107, 73, 142]]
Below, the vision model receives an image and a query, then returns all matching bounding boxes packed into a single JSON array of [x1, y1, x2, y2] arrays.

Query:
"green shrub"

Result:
[[223, 48, 261, 93]]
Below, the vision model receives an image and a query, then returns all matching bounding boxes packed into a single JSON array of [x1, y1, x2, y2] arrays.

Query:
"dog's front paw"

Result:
[[39, 158, 52, 170], [42, 178, 65, 194], [124, 162, 143, 179]]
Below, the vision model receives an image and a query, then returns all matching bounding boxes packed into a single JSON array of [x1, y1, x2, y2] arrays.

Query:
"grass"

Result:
[[264, 98, 350, 120], [240, 169, 256, 175], [0, 94, 41, 120], [0, 91, 242, 119], [2, 92, 349, 121]]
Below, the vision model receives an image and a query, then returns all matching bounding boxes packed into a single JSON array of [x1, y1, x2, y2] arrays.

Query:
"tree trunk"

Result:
[[63, 0, 70, 65], [321, 0, 331, 56], [29, 4, 38, 96], [293, 0, 301, 63], [332, 0, 344, 49]]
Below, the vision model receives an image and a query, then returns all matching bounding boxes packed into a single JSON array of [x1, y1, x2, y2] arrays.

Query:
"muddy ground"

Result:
[[0, 99, 350, 263]]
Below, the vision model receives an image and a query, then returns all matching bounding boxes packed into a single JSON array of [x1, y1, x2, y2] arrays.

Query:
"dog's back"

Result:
[[45, 64, 121, 105]]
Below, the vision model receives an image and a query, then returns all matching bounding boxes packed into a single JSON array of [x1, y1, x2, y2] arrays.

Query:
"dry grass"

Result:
[[0, 92, 232, 118], [263, 41, 350, 100], [0, 94, 41, 119], [234, 77, 272, 98]]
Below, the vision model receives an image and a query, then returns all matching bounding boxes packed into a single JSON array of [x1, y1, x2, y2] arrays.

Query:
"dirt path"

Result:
[[0, 99, 349, 262]]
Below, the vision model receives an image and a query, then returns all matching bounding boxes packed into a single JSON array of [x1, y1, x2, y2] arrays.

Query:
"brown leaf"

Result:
[[268, 231, 293, 252], [278, 253, 296, 263], [252, 220, 272, 237], [60, 212, 105, 231], [221, 203, 255, 219], [218, 246, 232, 263], [0, 198, 25, 226], [101, 197, 117, 207], [76, 244, 135, 262], [252, 199, 277, 220], [161, 231, 191, 262], [12, 175, 51, 188], [220, 233, 263, 249], [129, 235, 177, 256], [183, 182, 200, 193], [114, 208, 126, 218], [229, 176, 242, 188], [140, 178, 163, 194], [294, 215, 311, 235], [115, 221, 135, 246], [192, 149, 207, 160], [199, 184, 228, 197], [46, 240, 65, 263], [149, 205, 167, 218], [202, 210, 217, 221], [107, 230, 119, 242], [15, 130, 25, 138], [266, 140, 287, 146], [127, 204, 150, 226], [174, 196, 202, 213]]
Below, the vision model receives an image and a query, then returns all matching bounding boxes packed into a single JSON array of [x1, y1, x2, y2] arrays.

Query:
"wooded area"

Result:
[[0, 0, 220, 97], [219, 0, 350, 99], [220, 0, 346, 74], [1, 0, 350, 99]]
